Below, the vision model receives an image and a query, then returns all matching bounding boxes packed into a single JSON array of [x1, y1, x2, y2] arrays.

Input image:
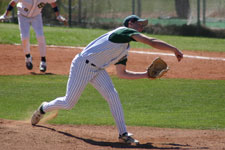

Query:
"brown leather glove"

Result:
[[147, 57, 169, 78]]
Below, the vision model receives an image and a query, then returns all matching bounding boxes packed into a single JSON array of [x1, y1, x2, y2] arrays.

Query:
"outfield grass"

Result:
[[0, 23, 225, 52], [0, 75, 224, 129]]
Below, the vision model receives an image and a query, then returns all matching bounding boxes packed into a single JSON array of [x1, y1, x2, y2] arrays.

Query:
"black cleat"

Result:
[[39, 61, 47, 72], [25, 56, 33, 70], [119, 132, 139, 145]]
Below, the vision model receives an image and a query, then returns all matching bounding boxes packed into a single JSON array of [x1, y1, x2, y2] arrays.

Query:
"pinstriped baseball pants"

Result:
[[42, 54, 127, 135]]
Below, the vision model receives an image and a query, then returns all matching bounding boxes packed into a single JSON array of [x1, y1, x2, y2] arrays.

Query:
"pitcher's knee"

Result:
[[60, 101, 74, 110], [106, 90, 119, 101], [62, 97, 77, 110]]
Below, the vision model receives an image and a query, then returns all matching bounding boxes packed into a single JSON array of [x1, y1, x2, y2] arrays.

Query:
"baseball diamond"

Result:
[[0, 44, 225, 149], [0, 0, 225, 149]]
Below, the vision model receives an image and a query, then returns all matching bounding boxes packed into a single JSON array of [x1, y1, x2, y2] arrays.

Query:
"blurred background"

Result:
[[1, 0, 225, 37]]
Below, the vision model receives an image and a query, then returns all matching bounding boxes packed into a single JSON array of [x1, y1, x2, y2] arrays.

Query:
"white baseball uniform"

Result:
[[14, 0, 56, 56], [42, 27, 140, 135]]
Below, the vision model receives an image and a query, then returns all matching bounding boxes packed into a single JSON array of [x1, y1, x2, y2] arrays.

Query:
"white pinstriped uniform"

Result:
[[43, 27, 132, 135]]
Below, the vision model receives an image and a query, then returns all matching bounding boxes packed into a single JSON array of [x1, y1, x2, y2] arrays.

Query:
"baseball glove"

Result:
[[147, 57, 169, 78]]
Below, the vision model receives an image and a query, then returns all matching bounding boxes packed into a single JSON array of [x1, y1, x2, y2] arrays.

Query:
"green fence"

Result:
[[1, 0, 225, 29]]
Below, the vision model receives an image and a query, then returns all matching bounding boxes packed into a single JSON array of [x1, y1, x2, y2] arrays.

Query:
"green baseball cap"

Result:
[[123, 15, 148, 27]]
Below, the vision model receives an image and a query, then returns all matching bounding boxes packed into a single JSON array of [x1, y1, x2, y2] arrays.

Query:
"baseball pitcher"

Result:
[[31, 15, 183, 145]]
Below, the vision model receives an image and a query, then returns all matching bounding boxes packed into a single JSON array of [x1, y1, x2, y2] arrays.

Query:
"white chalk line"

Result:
[[130, 50, 225, 61], [14, 44, 225, 62]]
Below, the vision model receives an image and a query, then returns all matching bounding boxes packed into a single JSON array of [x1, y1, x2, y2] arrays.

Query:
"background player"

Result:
[[31, 15, 183, 144], [0, 0, 67, 72]]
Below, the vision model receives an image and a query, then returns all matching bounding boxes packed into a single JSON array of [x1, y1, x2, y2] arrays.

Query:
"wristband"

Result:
[[53, 6, 59, 12], [7, 5, 13, 11]]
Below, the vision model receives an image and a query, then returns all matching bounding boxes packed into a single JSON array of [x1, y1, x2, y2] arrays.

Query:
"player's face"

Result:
[[128, 21, 144, 32]]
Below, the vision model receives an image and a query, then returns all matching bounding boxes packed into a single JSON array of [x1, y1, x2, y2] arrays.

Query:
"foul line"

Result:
[[130, 50, 225, 61], [14, 44, 225, 62]]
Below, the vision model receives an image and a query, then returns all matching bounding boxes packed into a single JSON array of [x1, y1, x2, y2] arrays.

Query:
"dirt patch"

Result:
[[1, 44, 225, 80], [0, 44, 225, 150], [0, 119, 225, 150]]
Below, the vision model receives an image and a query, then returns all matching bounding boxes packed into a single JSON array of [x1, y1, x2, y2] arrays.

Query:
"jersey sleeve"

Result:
[[115, 55, 128, 66], [109, 28, 140, 43]]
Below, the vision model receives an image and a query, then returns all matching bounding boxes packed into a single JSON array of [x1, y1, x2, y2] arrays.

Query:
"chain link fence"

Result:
[[1, 0, 225, 29]]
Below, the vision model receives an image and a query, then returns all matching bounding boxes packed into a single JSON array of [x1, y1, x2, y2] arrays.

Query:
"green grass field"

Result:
[[0, 76, 224, 129], [0, 23, 225, 130], [1, 23, 225, 52]]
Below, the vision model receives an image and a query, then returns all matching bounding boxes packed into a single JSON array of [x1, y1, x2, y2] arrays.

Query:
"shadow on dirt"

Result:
[[30, 72, 56, 75], [34, 125, 205, 149]]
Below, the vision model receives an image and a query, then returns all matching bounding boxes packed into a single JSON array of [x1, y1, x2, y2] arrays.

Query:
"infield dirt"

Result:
[[0, 44, 225, 150]]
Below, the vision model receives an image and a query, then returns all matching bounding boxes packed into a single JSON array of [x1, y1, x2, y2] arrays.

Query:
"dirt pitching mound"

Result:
[[1, 119, 225, 150]]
